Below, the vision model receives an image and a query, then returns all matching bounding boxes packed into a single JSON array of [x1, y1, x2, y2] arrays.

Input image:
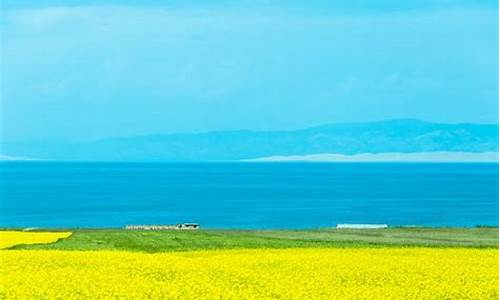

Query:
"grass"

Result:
[[6, 227, 498, 252]]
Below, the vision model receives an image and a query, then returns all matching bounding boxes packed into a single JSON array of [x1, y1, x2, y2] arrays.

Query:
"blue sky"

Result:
[[1, 0, 498, 142]]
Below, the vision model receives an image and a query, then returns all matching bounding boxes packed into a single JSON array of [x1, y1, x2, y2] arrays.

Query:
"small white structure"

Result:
[[22, 227, 39, 232], [336, 224, 388, 229], [125, 223, 200, 230]]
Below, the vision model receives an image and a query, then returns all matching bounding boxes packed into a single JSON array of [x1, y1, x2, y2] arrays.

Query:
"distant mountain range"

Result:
[[1, 119, 498, 161]]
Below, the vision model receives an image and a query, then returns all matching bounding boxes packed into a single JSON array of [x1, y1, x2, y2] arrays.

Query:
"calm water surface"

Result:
[[0, 162, 498, 228]]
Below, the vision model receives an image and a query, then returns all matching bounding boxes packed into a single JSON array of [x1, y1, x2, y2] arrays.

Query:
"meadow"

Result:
[[1, 229, 498, 299], [11, 227, 499, 251]]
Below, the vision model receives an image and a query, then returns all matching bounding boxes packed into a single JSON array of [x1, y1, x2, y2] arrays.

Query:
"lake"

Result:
[[0, 162, 498, 228]]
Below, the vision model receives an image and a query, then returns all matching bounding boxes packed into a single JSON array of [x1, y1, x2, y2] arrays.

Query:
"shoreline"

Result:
[[1, 225, 498, 231]]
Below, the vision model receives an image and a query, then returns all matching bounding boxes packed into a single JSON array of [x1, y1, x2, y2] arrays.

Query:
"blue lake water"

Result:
[[0, 162, 498, 229]]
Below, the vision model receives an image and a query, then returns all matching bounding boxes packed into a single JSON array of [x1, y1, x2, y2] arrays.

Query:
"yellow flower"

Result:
[[1, 247, 497, 299], [0, 231, 72, 249]]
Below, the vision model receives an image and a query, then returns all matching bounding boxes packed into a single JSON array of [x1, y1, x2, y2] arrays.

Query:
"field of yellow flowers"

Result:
[[0, 231, 72, 249], [0, 231, 498, 299]]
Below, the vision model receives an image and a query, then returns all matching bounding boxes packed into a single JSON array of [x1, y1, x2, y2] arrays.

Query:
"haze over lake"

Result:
[[1, 0, 498, 230]]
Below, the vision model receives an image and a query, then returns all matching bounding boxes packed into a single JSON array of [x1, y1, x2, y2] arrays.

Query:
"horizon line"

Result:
[[3, 118, 498, 145]]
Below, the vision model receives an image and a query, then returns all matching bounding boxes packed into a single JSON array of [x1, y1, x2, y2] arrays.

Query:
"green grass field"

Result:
[[8, 227, 498, 252]]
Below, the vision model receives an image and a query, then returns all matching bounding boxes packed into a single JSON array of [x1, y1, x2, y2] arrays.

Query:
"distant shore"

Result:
[[2, 151, 499, 163], [247, 151, 499, 162]]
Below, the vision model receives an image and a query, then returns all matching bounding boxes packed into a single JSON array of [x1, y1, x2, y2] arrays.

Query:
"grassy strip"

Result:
[[6, 227, 498, 252]]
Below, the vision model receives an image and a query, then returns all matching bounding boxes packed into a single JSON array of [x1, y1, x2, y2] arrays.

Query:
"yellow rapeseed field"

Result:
[[1, 247, 497, 299], [0, 231, 72, 249]]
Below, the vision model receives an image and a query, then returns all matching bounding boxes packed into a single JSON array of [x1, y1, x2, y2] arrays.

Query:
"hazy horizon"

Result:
[[0, 118, 498, 144], [1, 119, 497, 162]]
